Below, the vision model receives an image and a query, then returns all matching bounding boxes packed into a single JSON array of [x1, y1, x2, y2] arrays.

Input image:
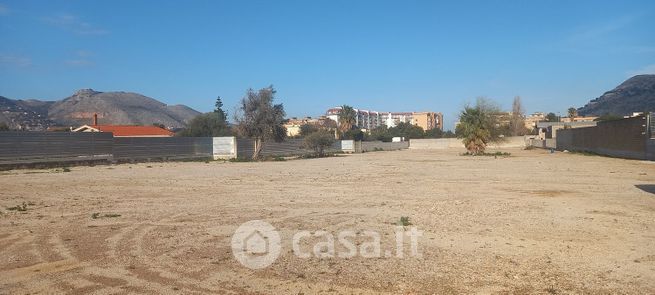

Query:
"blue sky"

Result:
[[1, 0, 654, 130]]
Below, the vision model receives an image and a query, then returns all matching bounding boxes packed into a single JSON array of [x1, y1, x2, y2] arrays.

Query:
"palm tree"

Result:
[[456, 98, 504, 154], [338, 105, 357, 138], [456, 106, 491, 154], [567, 107, 577, 120]]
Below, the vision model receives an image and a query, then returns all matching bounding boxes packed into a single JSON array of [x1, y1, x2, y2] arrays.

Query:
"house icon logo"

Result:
[[231, 220, 281, 269]]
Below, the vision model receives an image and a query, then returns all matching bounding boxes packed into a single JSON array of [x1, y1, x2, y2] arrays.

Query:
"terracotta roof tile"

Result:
[[93, 125, 174, 137]]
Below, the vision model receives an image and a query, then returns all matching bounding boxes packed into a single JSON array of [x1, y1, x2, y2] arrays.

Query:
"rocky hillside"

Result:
[[0, 89, 201, 130], [577, 75, 655, 116], [0, 96, 55, 130]]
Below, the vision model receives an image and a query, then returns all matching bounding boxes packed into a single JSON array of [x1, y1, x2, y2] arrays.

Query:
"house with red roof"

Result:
[[72, 114, 174, 137]]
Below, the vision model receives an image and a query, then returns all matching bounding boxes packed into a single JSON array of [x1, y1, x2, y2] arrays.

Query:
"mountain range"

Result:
[[0, 89, 201, 130], [577, 74, 655, 116]]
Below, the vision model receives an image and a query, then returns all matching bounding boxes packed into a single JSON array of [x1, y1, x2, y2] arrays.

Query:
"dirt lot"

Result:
[[1, 148, 654, 294]]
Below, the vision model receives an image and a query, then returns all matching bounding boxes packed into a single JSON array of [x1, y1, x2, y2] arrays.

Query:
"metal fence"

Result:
[[650, 113, 655, 139], [113, 137, 212, 161], [233, 139, 412, 158], [0, 132, 213, 166], [0, 132, 113, 165], [236, 138, 313, 158], [0, 133, 417, 167]]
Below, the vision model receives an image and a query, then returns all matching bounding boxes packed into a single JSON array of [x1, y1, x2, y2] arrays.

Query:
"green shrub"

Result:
[[303, 130, 336, 157], [397, 216, 412, 226]]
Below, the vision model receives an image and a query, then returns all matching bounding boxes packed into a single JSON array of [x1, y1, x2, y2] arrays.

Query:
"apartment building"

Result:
[[284, 116, 337, 137], [327, 107, 443, 131], [412, 112, 444, 131]]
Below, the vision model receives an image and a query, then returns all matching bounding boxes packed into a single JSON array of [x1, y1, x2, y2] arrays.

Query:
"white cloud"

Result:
[[627, 64, 655, 77], [43, 14, 109, 35], [0, 54, 31, 67]]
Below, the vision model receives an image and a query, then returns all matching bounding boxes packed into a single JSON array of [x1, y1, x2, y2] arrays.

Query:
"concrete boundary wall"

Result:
[[556, 115, 649, 160], [409, 138, 461, 149], [361, 141, 409, 152], [526, 138, 556, 149], [410, 136, 526, 150], [489, 136, 527, 148]]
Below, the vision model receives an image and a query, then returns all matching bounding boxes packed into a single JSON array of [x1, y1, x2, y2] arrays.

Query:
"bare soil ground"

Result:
[[1, 148, 654, 294]]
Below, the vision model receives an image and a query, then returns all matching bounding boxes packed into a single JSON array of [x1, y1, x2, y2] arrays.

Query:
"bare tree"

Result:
[[509, 96, 528, 136], [234, 86, 287, 159]]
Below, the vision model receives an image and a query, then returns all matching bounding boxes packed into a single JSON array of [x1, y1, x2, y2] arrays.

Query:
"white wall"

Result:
[[410, 136, 527, 150], [409, 138, 462, 149], [213, 137, 236, 159]]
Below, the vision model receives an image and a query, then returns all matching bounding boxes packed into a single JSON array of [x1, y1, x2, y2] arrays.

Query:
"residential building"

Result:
[[381, 112, 413, 128], [283, 116, 337, 137], [560, 116, 598, 123], [326, 107, 382, 131], [74, 125, 175, 137], [525, 112, 546, 130], [72, 113, 174, 137], [327, 107, 443, 131], [411, 112, 444, 131]]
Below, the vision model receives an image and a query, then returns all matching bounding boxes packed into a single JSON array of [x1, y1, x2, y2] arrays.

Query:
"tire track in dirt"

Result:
[[83, 213, 235, 293]]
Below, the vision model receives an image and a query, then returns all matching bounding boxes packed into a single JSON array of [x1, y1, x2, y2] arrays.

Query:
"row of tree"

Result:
[[366, 123, 455, 141]]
